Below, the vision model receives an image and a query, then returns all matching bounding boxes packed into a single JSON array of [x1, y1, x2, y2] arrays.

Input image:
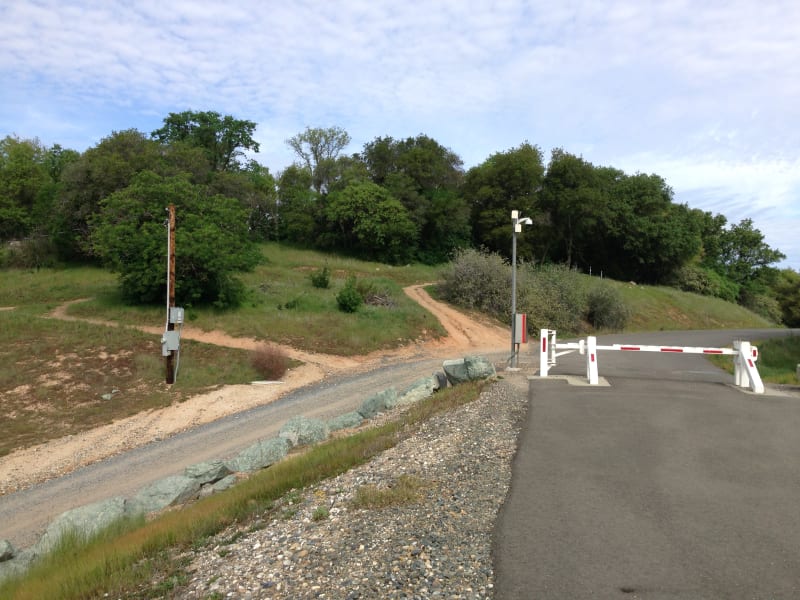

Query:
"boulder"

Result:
[[227, 436, 289, 473], [0, 539, 14, 562], [0, 550, 32, 583], [357, 387, 398, 419], [466, 355, 496, 380], [279, 415, 330, 448], [184, 460, 232, 485], [126, 475, 201, 517], [442, 355, 496, 385], [327, 411, 364, 432], [33, 496, 127, 555], [212, 474, 238, 492], [398, 376, 438, 406]]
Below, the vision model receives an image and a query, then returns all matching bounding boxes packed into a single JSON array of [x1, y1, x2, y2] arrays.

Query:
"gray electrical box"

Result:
[[161, 330, 181, 356], [169, 306, 185, 324]]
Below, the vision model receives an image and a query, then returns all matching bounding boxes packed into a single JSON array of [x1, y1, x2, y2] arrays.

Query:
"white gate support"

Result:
[[539, 329, 764, 393]]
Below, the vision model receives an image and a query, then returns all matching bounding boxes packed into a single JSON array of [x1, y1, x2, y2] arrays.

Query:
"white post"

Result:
[[586, 335, 599, 385], [539, 329, 549, 377], [734, 340, 764, 394]]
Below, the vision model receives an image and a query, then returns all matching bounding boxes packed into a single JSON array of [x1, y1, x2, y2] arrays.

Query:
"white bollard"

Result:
[[539, 329, 550, 377], [586, 335, 599, 385]]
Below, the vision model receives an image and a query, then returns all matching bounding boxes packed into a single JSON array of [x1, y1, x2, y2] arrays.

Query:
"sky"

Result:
[[2, 0, 798, 270]]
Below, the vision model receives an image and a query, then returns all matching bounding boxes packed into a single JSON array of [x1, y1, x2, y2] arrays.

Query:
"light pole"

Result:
[[510, 210, 532, 369]]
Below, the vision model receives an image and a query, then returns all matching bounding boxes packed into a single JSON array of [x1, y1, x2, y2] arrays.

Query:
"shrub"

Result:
[[355, 278, 395, 307], [517, 263, 587, 334], [250, 344, 290, 380], [437, 248, 510, 316], [336, 276, 363, 313], [585, 284, 630, 331], [309, 265, 331, 289]]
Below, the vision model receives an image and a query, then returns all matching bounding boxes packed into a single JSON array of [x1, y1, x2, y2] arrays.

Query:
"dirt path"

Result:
[[0, 285, 508, 495]]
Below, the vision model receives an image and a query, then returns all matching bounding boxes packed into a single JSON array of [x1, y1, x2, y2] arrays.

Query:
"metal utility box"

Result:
[[161, 330, 181, 356], [169, 306, 184, 324], [514, 313, 527, 344]]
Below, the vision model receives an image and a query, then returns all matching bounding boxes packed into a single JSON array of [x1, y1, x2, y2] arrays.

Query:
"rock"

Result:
[[227, 437, 289, 473], [0, 550, 33, 583], [442, 358, 469, 385], [184, 460, 232, 485], [279, 415, 330, 448], [126, 475, 201, 517], [358, 388, 398, 419], [0, 539, 14, 562], [442, 356, 496, 385], [328, 411, 365, 432], [33, 496, 127, 555], [465, 355, 496, 381], [212, 474, 238, 492], [398, 376, 438, 406]]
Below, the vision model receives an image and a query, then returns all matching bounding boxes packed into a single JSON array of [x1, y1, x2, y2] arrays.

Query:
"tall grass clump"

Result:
[[250, 344, 290, 380]]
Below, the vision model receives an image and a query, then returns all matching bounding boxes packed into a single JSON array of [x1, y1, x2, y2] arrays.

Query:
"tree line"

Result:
[[0, 110, 797, 324]]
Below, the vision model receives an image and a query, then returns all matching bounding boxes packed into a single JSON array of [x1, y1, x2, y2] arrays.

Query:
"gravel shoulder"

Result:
[[173, 374, 529, 599]]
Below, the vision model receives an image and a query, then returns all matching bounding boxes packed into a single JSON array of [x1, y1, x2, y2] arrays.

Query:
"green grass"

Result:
[[708, 334, 800, 384], [612, 280, 775, 331], [64, 243, 447, 355], [0, 308, 266, 457], [0, 381, 484, 600]]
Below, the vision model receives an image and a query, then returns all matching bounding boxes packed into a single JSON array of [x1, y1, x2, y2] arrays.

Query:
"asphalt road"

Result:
[[494, 329, 800, 599]]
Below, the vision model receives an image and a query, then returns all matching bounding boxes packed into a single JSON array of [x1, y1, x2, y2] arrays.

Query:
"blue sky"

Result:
[[2, 0, 798, 270]]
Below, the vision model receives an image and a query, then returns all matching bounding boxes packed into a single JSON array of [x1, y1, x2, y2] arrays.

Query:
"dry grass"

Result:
[[250, 344, 290, 380]]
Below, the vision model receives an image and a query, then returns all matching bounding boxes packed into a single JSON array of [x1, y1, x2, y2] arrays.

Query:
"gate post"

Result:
[[586, 335, 599, 385], [540, 329, 550, 377], [734, 340, 765, 394]]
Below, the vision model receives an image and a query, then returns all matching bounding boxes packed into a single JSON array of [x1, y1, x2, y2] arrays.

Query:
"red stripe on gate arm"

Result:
[[660, 348, 684, 353], [703, 349, 724, 354], [620, 346, 640, 351]]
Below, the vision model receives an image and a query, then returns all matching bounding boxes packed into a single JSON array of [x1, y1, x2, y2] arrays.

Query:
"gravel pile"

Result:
[[172, 375, 528, 599]]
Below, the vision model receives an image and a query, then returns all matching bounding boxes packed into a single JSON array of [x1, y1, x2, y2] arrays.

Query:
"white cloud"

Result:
[[2, 0, 799, 267]]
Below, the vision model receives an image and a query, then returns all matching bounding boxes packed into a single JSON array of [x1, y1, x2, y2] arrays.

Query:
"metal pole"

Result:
[[511, 215, 518, 368], [165, 204, 176, 384]]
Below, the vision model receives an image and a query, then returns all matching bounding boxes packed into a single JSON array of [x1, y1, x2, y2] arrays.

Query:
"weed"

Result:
[[350, 474, 429, 510], [250, 344, 290, 380], [336, 276, 363, 313], [309, 264, 331, 289], [312, 506, 329, 521]]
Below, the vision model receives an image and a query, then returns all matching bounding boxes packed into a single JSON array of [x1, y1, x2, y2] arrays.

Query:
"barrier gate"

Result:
[[539, 328, 764, 394]]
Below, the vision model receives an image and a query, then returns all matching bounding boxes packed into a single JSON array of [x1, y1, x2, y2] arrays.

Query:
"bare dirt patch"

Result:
[[0, 285, 508, 495]]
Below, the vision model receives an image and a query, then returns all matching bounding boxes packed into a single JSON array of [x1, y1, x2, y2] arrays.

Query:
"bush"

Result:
[[250, 344, 290, 380], [585, 284, 630, 331], [517, 263, 587, 333], [336, 276, 363, 313], [437, 248, 510, 316], [309, 265, 331, 289]]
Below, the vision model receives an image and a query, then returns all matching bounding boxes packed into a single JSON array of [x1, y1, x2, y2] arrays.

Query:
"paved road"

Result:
[[494, 329, 800, 599]]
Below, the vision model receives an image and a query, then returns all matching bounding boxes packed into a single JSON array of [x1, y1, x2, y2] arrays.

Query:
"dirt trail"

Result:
[[0, 285, 508, 495]]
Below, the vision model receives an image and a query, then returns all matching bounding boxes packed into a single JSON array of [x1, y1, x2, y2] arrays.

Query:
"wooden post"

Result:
[[165, 204, 176, 384]]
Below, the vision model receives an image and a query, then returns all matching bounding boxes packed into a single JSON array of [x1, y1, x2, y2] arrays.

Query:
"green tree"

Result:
[[325, 181, 418, 264], [361, 134, 467, 263], [539, 150, 611, 267], [152, 111, 259, 172], [715, 218, 786, 286], [0, 136, 50, 240], [54, 129, 165, 261], [91, 171, 260, 307], [774, 268, 800, 326], [286, 126, 351, 194], [277, 164, 320, 244], [601, 173, 701, 283], [464, 142, 545, 261]]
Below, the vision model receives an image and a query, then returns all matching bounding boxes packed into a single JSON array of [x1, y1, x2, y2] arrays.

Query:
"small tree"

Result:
[[91, 171, 260, 307]]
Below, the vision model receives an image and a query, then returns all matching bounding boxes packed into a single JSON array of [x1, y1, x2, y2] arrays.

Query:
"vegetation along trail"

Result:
[[0, 284, 508, 550]]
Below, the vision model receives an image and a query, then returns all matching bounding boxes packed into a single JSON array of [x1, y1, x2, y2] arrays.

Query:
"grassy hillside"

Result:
[[0, 243, 788, 457]]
